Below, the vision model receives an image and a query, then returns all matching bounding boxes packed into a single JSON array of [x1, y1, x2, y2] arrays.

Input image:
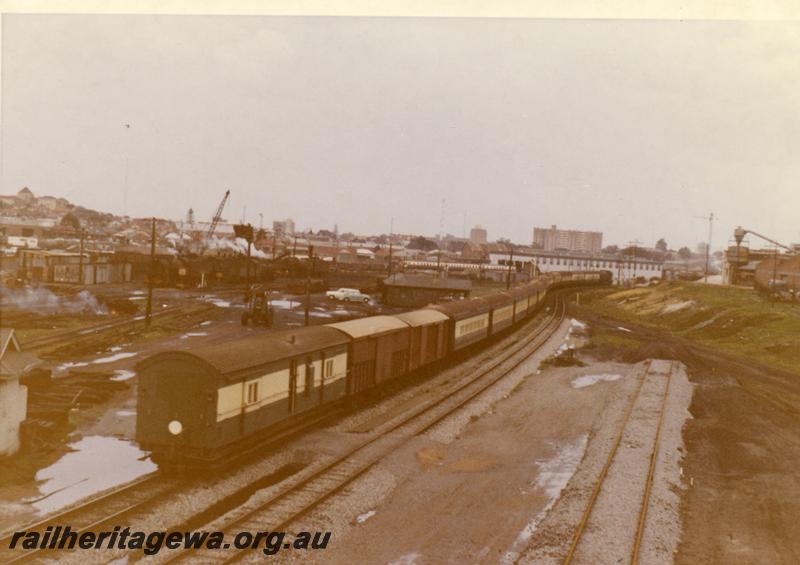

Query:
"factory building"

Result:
[[533, 225, 603, 254]]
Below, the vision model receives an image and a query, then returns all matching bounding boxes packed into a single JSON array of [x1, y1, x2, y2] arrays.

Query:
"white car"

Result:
[[326, 288, 371, 303]]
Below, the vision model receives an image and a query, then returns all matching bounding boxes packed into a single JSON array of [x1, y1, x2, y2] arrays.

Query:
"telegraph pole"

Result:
[[78, 228, 86, 285], [771, 245, 779, 306], [628, 240, 642, 281], [305, 245, 314, 326], [695, 212, 715, 283], [145, 217, 156, 328], [506, 247, 514, 290]]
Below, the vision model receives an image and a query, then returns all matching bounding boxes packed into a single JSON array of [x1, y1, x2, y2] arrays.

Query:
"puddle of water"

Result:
[[356, 509, 376, 523], [53, 361, 90, 375], [115, 410, 136, 417], [199, 321, 212, 326], [110, 370, 136, 382], [617, 326, 632, 333], [270, 299, 300, 309], [571, 373, 623, 389], [180, 332, 209, 339], [202, 296, 231, 308], [502, 434, 588, 564], [92, 352, 138, 364], [570, 319, 587, 329], [388, 553, 422, 565], [31, 436, 156, 514]]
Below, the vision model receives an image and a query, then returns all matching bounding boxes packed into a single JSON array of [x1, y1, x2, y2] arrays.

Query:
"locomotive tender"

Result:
[[136, 271, 610, 464]]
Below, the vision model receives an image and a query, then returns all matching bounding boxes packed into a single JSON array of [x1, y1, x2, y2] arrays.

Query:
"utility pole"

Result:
[[506, 247, 514, 290], [628, 240, 642, 281], [694, 212, 715, 283], [78, 228, 86, 285], [388, 241, 394, 277], [145, 217, 156, 328], [292, 234, 297, 258], [305, 245, 314, 326], [772, 245, 779, 306]]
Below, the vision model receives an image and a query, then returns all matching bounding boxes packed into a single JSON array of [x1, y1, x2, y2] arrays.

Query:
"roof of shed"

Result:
[[392, 309, 450, 326], [382, 274, 472, 291], [327, 315, 409, 338]]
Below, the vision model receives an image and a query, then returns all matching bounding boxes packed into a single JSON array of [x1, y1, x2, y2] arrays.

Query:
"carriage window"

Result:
[[325, 359, 334, 378], [246, 382, 259, 404]]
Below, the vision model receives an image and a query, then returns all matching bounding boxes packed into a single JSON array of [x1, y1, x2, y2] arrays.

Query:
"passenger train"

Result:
[[135, 271, 610, 465]]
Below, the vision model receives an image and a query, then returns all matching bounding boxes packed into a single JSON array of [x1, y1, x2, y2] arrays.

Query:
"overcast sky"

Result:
[[2, 15, 799, 249]]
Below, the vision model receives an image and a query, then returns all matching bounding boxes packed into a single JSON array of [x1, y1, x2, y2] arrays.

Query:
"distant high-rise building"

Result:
[[470, 225, 488, 244], [272, 218, 295, 238], [533, 225, 602, 253]]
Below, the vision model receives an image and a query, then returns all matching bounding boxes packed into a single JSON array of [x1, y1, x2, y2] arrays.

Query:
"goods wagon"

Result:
[[393, 309, 450, 372], [327, 316, 411, 393]]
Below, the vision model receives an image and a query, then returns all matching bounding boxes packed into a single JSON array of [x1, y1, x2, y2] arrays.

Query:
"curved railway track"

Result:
[[163, 295, 570, 564], [562, 359, 675, 565]]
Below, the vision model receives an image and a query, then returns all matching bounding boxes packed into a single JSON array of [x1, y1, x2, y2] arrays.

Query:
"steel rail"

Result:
[[630, 361, 674, 565], [562, 359, 654, 565]]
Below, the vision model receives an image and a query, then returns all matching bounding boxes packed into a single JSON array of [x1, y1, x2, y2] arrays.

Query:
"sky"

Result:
[[2, 14, 799, 250]]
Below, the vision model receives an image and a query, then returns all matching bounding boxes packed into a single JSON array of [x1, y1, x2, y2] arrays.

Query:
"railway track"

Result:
[[162, 294, 571, 564], [0, 472, 181, 565], [21, 303, 218, 353], [562, 359, 675, 565]]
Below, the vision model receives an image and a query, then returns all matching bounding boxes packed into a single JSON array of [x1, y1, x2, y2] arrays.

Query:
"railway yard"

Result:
[[1, 278, 798, 564]]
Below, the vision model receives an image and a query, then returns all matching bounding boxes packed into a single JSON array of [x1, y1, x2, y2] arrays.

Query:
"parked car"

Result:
[[326, 288, 371, 303]]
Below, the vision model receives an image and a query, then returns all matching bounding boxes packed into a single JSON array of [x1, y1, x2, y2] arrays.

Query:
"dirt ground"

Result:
[[575, 308, 800, 565]]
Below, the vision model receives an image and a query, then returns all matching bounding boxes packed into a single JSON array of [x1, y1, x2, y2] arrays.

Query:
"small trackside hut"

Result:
[[327, 316, 411, 393], [135, 327, 349, 463]]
